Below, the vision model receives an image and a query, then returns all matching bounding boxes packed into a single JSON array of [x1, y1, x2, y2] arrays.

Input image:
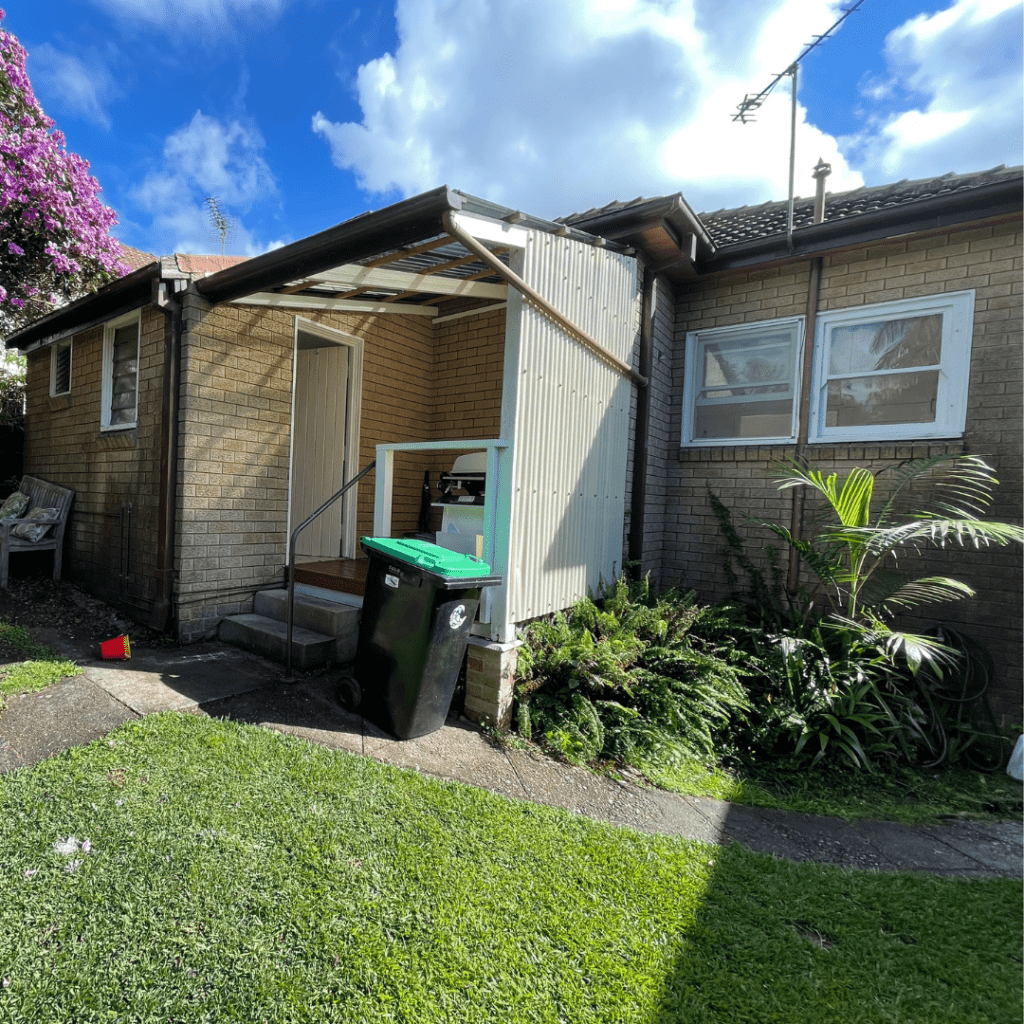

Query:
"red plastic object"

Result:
[[100, 634, 131, 660]]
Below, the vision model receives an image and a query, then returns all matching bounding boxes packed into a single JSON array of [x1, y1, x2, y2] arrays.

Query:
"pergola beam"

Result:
[[232, 293, 439, 316], [283, 264, 507, 299]]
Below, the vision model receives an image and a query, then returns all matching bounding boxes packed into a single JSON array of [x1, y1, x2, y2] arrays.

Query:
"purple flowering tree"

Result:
[[0, 9, 129, 336]]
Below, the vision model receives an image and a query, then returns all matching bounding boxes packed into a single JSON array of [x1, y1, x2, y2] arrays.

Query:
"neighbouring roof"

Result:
[[118, 243, 158, 272], [117, 245, 251, 277], [172, 253, 250, 275], [699, 165, 1024, 247]]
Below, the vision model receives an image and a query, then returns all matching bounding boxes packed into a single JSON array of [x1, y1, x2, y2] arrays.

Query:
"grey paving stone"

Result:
[[363, 713, 525, 799], [82, 645, 270, 714], [0, 676, 138, 772], [851, 818, 988, 874], [913, 821, 1024, 876], [199, 674, 365, 756]]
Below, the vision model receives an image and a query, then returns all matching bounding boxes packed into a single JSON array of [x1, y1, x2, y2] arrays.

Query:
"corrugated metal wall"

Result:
[[505, 231, 639, 623]]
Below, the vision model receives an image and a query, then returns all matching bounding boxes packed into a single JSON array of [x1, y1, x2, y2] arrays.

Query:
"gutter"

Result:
[[442, 211, 646, 386], [7, 263, 163, 352], [197, 186, 463, 305]]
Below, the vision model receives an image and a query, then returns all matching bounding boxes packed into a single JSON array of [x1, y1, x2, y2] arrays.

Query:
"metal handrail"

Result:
[[285, 460, 376, 678]]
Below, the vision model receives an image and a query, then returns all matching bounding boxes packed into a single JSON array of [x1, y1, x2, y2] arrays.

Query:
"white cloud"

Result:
[[28, 43, 120, 129], [89, 0, 288, 34], [843, 0, 1023, 181], [312, 0, 864, 219], [132, 112, 282, 255]]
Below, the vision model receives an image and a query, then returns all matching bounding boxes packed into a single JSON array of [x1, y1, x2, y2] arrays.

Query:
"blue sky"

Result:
[[3, 0, 1021, 257]]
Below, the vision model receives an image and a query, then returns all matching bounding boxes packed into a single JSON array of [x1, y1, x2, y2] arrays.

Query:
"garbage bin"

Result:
[[353, 537, 501, 739]]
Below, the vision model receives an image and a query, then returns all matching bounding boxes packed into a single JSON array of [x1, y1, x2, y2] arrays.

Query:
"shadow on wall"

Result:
[[540, 378, 631, 593]]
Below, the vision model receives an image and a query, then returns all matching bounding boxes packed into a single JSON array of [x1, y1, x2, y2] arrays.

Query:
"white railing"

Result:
[[373, 438, 509, 624]]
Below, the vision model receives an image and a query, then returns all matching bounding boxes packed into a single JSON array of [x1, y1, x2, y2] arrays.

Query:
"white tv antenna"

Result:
[[733, 0, 867, 248]]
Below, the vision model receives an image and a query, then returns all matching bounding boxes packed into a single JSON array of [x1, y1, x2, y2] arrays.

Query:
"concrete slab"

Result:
[[715, 804, 834, 863], [616, 788, 728, 843], [501, 750, 717, 842], [912, 821, 1024, 876], [850, 818, 988, 874], [744, 807, 894, 870], [81, 645, 272, 715], [200, 676, 365, 757], [0, 676, 138, 772], [362, 713, 525, 799]]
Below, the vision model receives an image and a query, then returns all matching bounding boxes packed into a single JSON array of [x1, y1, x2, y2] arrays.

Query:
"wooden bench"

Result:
[[0, 475, 75, 588]]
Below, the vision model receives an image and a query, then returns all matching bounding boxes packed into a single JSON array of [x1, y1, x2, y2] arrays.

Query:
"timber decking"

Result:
[[292, 557, 368, 596]]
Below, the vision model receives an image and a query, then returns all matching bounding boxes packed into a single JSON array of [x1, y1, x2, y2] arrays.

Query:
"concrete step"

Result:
[[219, 613, 334, 671], [253, 588, 360, 663]]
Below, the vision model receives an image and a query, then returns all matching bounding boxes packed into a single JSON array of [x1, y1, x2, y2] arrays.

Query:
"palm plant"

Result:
[[764, 454, 1023, 670]]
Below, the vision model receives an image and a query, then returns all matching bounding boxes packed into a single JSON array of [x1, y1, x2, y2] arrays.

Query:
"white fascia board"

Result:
[[448, 211, 530, 249], [232, 293, 438, 316], [300, 264, 507, 300]]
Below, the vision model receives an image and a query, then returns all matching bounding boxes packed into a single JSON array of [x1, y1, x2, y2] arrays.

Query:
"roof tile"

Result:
[[560, 165, 1022, 247]]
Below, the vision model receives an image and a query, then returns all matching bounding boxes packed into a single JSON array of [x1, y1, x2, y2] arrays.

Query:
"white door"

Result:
[[291, 330, 351, 558]]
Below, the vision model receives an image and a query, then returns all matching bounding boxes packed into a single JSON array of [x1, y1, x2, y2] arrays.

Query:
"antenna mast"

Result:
[[733, 0, 866, 249], [205, 196, 232, 256]]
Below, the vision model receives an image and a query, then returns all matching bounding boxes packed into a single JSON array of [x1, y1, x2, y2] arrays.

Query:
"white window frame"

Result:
[[101, 310, 141, 431], [681, 316, 804, 446], [50, 339, 72, 397], [808, 290, 975, 444]]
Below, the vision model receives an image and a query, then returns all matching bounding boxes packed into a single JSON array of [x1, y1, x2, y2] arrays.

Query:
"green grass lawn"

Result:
[[0, 620, 79, 700], [0, 714, 1019, 1023]]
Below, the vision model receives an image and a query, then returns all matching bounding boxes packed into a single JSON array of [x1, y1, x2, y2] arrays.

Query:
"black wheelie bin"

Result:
[[351, 537, 501, 739]]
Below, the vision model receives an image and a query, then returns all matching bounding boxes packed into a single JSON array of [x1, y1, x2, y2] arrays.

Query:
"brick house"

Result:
[[6, 166, 1022, 723], [567, 163, 1023, 722]]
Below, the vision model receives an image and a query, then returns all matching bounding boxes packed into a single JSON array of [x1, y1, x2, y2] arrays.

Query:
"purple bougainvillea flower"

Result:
[[0, 10, 129, 333]]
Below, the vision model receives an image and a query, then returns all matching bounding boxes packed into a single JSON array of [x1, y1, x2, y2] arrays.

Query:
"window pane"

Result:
[[690, 325, 797, 441], [828, 314, 942, 375], [108, 322, 138, 425], [824, 370, 939, 428], [693, 398, 794, 440], [701, 334, 793, 388]]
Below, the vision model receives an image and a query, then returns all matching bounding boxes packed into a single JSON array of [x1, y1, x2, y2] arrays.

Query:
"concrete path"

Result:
[[1, 638, 1021, 879]]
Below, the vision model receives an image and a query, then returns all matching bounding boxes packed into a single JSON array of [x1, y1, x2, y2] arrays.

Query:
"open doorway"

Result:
[[289, 320, 362, 561]]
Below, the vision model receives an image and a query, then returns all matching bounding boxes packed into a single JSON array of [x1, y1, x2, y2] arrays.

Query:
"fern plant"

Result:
[[513, 578, 750, 770]]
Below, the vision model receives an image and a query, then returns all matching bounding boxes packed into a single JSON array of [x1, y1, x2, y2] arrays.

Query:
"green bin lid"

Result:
[[361, 537, 493, 578]]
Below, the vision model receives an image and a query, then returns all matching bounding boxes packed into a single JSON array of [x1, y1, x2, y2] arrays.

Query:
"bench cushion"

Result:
[[11, 507, 60, 542], [0, 492, 29, 521]]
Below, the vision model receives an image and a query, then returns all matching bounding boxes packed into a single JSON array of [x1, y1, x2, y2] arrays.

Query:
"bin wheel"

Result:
[[336, 673, 362, 713]]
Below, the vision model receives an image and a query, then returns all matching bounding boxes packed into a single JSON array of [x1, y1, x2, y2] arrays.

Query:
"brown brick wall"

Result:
[[663, 218, 1023, 719], [174, 298, 507, 640], [432, 306, 504, 440], [24, 305, 166, 612]]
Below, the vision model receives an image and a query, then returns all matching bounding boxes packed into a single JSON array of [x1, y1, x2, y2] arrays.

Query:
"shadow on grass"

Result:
[[648, 818, 1022, 1023]]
